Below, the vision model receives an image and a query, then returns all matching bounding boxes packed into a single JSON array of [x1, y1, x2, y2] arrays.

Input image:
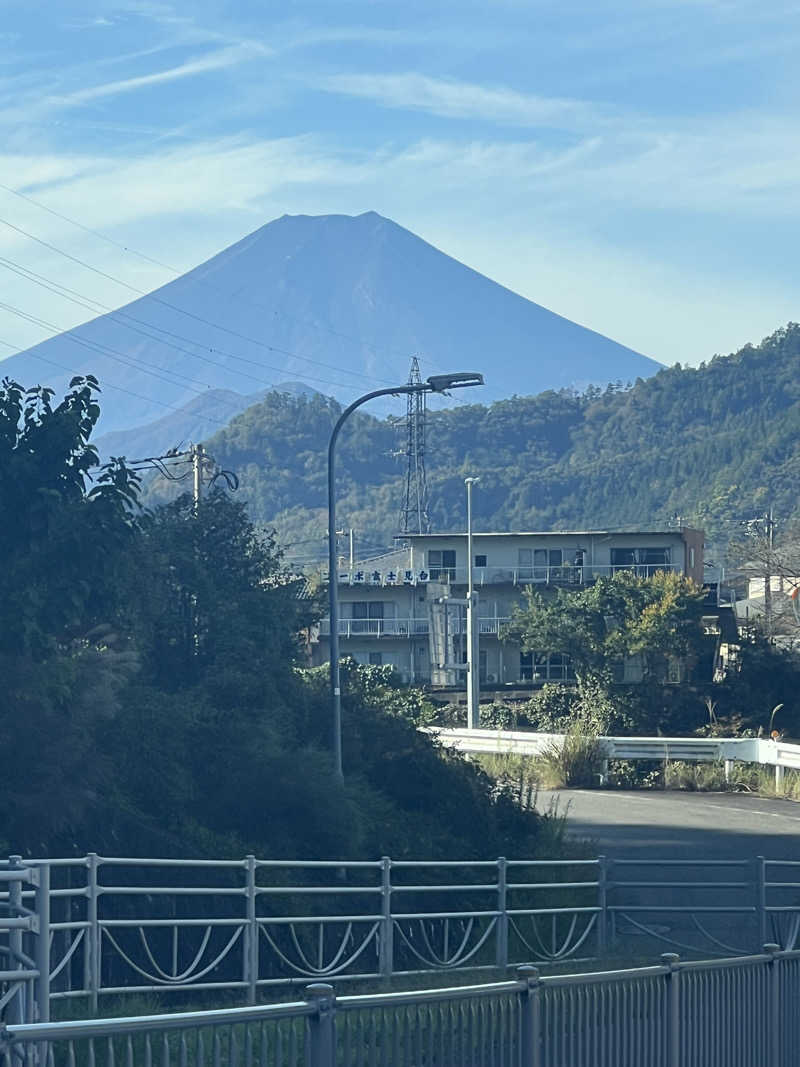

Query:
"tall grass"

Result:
[[536, 730, 607, 789]]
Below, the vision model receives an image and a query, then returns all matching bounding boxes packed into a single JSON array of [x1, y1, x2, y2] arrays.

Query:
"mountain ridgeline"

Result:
[[0, 211, 658, 438], [147, 324, 800, 556]]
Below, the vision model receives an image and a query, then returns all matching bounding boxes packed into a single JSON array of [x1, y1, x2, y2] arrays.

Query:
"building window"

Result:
[[479, 649, 488, 684], [520, 651, 533, 680], [351, 601, 384, 633], [520, 548, 562, 580], [521, 651, 574, 682], [428, 549, 456, 580], [611, 547, 670, 577], [689, 547, 695, 569], [474, 554, 487, 568], [368, 652, 383, 666], [544, 549, 563, 579]]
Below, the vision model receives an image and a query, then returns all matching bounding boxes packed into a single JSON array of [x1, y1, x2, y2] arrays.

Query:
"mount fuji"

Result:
[[0, 211, 661, 443]]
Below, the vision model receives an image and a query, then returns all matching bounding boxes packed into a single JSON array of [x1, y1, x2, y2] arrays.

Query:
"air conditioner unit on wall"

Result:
[[486, 674, 497, 683]]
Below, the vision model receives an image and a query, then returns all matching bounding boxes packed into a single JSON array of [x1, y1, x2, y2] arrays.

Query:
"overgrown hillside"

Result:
[[148, 324, 800, 556]]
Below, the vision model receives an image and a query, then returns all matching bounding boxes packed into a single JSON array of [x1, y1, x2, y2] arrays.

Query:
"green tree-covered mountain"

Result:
[[149, 324, 800, 558]]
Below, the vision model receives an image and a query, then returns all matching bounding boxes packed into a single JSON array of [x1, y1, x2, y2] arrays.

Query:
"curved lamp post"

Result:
[[328, 372, 484, 783]]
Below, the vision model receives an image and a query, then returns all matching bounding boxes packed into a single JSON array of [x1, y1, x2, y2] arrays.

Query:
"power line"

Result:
[[0, 253, 374, 392], [0, 336, 230, 427], [0, 199, 484, 417], [0, 212, 400, 390], [0, 299, 233, 399], [0, 179, 417, 366]]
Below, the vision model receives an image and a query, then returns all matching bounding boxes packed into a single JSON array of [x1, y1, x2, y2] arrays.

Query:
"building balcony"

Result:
[[335, 563, 682, 587], [318, 618, 431, 638], [317, 617, 513, 639]]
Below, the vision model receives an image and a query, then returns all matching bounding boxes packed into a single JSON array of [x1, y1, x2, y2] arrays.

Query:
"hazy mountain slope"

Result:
[[0, 212, 660, 436], [94, 381, 316, 460], [144, 324, 800, 558]]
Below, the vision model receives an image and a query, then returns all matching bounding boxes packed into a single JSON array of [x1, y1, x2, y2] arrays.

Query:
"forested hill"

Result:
[[157, 324, 800, 557]]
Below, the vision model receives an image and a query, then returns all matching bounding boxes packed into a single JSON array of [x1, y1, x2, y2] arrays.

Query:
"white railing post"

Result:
[[33, 863, 50, 1023], [379, 857, 394, 978], [245, 855, 258, 1005], [496, 857, 508, 969], [85, 853, 100, 1014], [661, 953, 680, 1067], [775, 762, 785, 792], [305, 983, 336, 1067], [597, 855, 608, 956], [764, 943, 781, 1067], [516, 964, 541, 1067], [757, 856, 768, 949], [7, 856, 25, 1025]]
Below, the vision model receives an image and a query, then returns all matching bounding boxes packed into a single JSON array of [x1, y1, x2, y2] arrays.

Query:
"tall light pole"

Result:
[[465, 477, 480, 729], [328, 372, 484, 784]]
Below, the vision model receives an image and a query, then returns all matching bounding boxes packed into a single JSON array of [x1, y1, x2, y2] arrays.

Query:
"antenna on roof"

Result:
[[399, 356, 431, 535]]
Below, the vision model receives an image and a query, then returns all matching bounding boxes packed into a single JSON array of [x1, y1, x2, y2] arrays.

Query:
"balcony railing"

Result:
[[317, 618, 513, 639], [318, 618, 431, 638], [336, 563, 681, 587]]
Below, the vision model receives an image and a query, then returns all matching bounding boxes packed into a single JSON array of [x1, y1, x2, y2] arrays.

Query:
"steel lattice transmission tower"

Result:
[[399, 356, 431, 534]]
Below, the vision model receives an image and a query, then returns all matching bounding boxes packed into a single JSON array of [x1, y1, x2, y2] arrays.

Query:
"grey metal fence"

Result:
[[3, 948, 799, 1067], [4, 852, 800, 1026], [0, 855, 605, 1017], [0, 859, 49, 1026]]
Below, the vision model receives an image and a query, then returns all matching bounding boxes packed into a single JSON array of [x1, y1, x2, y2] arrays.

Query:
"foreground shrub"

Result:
[[536, 729, 608, 789]]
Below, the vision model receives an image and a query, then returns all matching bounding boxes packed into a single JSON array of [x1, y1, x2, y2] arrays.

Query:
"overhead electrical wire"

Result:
[[0, 299, 231, 397], [0, 212, 401, 390], [0, 184, 478, 411], [0, 336, 230, 428], [0, 179, 418, 365], [0, 200, 479, 421], [0, 254, 376, 392]]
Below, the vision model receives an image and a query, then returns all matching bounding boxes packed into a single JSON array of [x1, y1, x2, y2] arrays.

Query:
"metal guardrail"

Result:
[[3, 947, 799, 1066], [5, 850, 800, 1027], [0, 859, 48, 1028], [0, 855, 606, 1017], [429, 728, 800, 787]]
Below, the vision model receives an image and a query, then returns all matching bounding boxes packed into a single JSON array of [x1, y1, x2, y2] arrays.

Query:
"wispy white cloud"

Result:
[[54, 42, 270, 108], [0, 122, 797, 368], [63, 16, 116, 30], [321, 71, 599, 129]]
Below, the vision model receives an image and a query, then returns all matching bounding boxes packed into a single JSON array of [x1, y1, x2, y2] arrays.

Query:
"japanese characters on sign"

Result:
[[338, 569, 430, 585]]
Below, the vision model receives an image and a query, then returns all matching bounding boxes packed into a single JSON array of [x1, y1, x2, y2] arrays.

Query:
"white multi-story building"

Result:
[[310, 527, 705, 690]]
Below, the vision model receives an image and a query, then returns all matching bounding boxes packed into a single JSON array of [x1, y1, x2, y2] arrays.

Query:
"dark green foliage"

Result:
[[505, 572, 709, 689], [0, 377, 141, 849], [711, 634, 800, 737], [0, 376, 139, 657], [154, 324, 800, 552], [0, 380, 549, 861]]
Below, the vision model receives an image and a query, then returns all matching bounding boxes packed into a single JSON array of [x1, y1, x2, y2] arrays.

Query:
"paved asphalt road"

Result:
[[537, 790, 800, 955], [539, 789, 800, 861]]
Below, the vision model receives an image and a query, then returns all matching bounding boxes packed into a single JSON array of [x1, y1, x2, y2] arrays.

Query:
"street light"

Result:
[[328, 371, 484, 784], [465, 477, 480, 729]]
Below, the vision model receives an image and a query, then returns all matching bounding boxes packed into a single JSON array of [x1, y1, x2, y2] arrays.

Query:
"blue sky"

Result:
[[0, 0, 799, 377]]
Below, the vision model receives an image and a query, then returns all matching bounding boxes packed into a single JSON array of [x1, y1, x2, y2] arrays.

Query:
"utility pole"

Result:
[[349, 528, 355, 571], [764, 506, 776, 640], [192, 443, 205, 506], [465, 477, 480, 729]]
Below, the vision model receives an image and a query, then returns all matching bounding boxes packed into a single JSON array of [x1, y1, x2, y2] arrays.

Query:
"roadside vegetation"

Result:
[[475, 749, 800, 801], [0, 376, 567, 863]]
